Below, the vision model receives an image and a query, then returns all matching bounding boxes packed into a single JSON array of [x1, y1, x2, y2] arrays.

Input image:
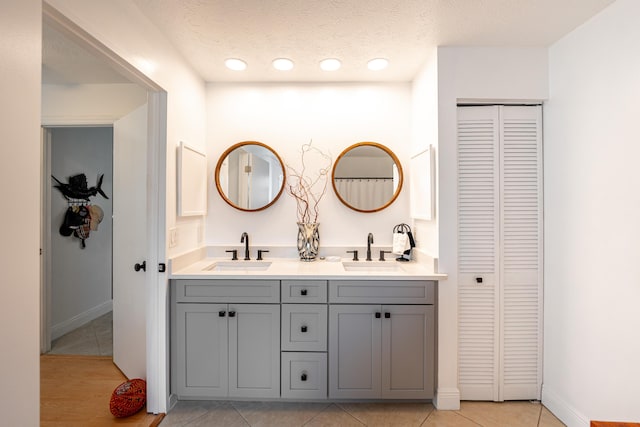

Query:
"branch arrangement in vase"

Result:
[[285, 140, 332, 224]]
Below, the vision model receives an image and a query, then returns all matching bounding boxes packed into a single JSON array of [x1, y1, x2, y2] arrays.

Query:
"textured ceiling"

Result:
[[43, 0, 615, 84]]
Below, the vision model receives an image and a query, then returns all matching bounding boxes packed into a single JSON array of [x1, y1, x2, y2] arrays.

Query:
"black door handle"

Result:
[[219, 310, 226, 317], [301, 372, 307, 381], [228, 311, 236, 317], [300, 289, 308, 296], [375, 312, 381, 318], [301, 325, 308, 333], [134, 261, 146, 272], [384, 312, 391, 319]]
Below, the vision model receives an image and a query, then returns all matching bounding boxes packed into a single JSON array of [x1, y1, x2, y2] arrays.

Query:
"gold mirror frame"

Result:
[[331, 142, 403, 213], [214, 141, 286, 212]]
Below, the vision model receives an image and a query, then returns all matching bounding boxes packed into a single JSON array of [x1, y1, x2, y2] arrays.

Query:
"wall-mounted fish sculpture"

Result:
[[52, 173, 109, 201]]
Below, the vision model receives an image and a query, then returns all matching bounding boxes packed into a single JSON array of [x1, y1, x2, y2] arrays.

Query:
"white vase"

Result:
[[297, 222, 320, 261]]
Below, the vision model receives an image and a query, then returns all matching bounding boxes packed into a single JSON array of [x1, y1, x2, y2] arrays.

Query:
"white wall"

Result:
[[206, 83, 412, 252], [411, 48, 439, 258], [0, 0, 41, 424], [50, 127, 113, 339], [42, 83, 147, 125], [544, 0, 640, 425], [435, 47, 549, 409]]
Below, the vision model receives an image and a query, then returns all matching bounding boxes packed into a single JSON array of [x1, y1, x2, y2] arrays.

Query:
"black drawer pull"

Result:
[[301, 325, 308, 333], [384, 312, 391, 319], [218, 310, 226, 317], [300, 289, 308, 296], [476, 276, 483, 283], [375, 312, 381, 318], [301, 373, 307, 381], [228, 311, 236, 317]]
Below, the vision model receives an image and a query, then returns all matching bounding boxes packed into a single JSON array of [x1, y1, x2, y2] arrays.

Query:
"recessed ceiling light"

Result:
[[367, 58, 389, 71], [320, 58, 341, 71], [225, 58, 247, 71], [272, 58, 294, 71]]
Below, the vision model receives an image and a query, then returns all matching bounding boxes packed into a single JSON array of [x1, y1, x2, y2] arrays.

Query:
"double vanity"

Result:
[[169, 250, 446, 402]]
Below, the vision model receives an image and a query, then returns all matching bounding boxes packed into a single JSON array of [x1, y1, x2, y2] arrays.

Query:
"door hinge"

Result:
[[158, 263, 166, 273]]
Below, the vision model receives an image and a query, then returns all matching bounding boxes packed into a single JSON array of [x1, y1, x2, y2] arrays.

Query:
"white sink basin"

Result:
[[203, 261, 272, 272], [342, 261, 404, 272]]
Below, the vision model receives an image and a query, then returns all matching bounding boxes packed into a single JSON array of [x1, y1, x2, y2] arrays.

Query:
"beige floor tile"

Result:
[[49, 324, 100, 355], [422, 410, 481, 427], [338, 401, 434, 427], [304, 404, 365, 426], [538, 406, 566, 427], [456, 401, 542, 427], [160, 400, 216, 426], [183, 402, 250, 427], [232, 401, 331, 427]]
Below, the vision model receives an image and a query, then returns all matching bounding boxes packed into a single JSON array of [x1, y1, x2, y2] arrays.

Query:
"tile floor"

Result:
[[48, 311, 113, 356], [48, 314, 566, 427], [160, 399, 566, 427]]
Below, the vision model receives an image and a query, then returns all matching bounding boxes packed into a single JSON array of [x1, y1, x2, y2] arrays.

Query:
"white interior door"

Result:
[[113, 104, 148, 379]]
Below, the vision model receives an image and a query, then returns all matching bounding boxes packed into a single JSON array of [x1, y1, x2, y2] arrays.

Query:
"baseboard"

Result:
[[168, 393, 178, 411], [433, 387, 461, 410], [51, 300, 113, 340], [542, 385, 590, 427]]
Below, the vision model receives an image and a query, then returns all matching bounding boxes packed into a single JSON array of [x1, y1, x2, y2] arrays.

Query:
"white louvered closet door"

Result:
[[457, 105, 542, 401]]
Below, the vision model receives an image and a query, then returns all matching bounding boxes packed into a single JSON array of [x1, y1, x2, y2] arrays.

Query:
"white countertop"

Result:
[[170, 256, 447, 281]]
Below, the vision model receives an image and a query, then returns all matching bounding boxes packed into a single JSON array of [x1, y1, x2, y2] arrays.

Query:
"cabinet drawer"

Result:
[[281, 352, 327, 399], [329, 280, 435, 304], [281, 304, 327, 351], [174, 279, 280, 303], [281, 280, 327, 303]]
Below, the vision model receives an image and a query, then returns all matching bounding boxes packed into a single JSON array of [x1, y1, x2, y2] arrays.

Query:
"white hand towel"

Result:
[[392, 232, 408, 255]]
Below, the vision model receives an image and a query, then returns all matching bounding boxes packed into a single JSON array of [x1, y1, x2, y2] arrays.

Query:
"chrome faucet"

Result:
[[241, 232, 250, 260], [366, 233, 374, 261]]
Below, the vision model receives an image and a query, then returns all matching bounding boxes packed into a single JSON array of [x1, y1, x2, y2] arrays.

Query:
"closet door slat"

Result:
[[457, 106, 500, 400], [499, 106, 543, 401]]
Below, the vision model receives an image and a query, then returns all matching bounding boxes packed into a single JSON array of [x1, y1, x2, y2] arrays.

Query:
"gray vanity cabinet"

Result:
[[172, 280, 280, 399], [328, 280, 435, 399]]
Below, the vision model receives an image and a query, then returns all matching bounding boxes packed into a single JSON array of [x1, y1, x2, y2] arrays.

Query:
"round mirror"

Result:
[[215, 141, 285, 212], [332, 142, 403, 213]]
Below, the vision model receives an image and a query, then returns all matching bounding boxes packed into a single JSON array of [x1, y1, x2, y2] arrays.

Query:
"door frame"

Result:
[[41, 4, 167, 413]]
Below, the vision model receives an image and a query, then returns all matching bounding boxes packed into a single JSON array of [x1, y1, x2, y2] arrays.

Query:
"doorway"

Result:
[[41, 5, 167, 413], [44, 126, 114, 356]]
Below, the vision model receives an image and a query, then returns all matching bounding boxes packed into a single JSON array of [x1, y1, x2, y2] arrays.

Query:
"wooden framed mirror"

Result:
[[214, 141, 285, 212], [331, 142, 403, 213]]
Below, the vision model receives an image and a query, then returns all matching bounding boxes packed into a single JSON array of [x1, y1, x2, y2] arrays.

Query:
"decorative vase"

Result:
[[297, 222, 320, 261]]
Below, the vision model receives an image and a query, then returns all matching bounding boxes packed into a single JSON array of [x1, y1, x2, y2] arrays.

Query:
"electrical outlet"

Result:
[[169, 228, 178, 248]]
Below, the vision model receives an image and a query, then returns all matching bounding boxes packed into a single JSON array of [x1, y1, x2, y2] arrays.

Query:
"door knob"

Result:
[[134, 261, 146, 272], [301, 372, 307, 381], [301, 325, 308, 333]]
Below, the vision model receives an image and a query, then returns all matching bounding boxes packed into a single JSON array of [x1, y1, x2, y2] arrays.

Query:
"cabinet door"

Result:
[[228, 304, 280, 398], [381, 305, 434, 399], [175, 303, 228, 397], [329, 305, 381, 399]]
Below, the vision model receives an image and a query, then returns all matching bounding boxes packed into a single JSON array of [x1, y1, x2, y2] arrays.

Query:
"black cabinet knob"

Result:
[[300, 289, 308, 296], [301, 325, 308, 333], [228, 311, 236, 317], [134, 261, 146, 272], [301, 373, 307, 381], [384, 312, 391, 319], [375, 312, 381, 318], [219, 310, 226, 317], [475, 276, 483, 283]]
